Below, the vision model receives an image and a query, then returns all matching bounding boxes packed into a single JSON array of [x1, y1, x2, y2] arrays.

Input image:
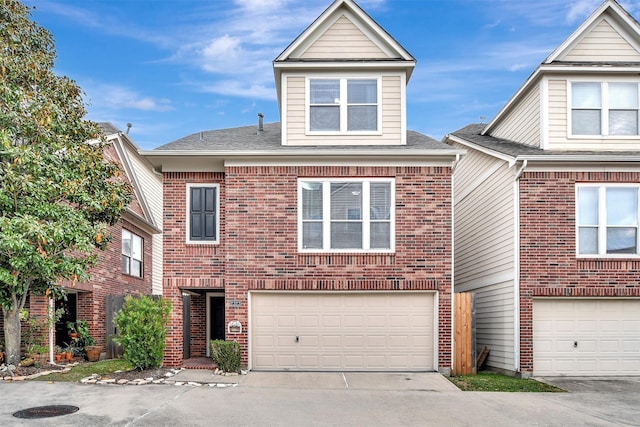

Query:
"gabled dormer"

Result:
[[485, 0, 640, 152], [273, 0, 415, 146]]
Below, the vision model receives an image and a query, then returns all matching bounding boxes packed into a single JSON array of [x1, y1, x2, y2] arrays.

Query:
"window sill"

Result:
[[298, 252, 395, 266], [306, 130, 382, 136], [186, 241, 220, 245], [576, 254, 640, 259], [122, 273, 144, 279]]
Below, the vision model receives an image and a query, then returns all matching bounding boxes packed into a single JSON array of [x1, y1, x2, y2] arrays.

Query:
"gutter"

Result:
[[140, 148, 464, 158], [514, 159, 528, 180]]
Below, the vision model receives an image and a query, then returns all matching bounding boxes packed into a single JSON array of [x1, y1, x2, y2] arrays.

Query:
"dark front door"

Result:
[[55, 293, 77, 348], [209, 296, 225, 341]]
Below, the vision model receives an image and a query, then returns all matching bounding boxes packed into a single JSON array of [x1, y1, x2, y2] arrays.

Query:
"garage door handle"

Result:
[[574, 341, 578, 348], [296, 336, 299, 343]]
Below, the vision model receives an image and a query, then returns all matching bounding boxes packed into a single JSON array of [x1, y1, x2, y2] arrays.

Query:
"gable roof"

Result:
[[273, 0, 416, 105], [275, 0, 414, 63], [98, 123, 161, 234], [544, 0, 640, 63], [484, 0, 640, 135], [447, 124, 640, 164]]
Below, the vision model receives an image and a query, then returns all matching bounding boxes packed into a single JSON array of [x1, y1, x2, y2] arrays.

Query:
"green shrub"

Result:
[[210, 340, 241, 373], [113, 295, 171, 370]]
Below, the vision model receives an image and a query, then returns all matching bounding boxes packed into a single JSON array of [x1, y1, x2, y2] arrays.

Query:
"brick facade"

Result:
[[162, 166, 453, 370], [518, 171, 640, 374]]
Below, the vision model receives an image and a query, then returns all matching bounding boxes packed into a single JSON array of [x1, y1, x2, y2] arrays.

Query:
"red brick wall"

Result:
[[190, 294, 207, 357], [519, 171, 640, 374], [163, 166, 453, 370]]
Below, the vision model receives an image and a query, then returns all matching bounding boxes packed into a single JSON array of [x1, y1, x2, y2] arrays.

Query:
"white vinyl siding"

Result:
[[128, 151, 163, 294], [491, 83, 541, 148], [533, 299, 640, 376], [301, 15, 387, 60], [473, 282, 515, 370], [250, 292, 435, 371], [564, 18, 640, 62], [452, 144, 516, 372], [284, 74, 404, 145]]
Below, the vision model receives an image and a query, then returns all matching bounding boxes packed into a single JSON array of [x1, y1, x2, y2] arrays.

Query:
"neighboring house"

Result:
[[445, 0, 640, 377], [13, 123, 163, 355], [143, 0, 461, 372]]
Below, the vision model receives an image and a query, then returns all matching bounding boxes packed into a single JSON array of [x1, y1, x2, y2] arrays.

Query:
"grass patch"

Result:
[[448, 372, 565, 392], [33, 359, 134, 382]]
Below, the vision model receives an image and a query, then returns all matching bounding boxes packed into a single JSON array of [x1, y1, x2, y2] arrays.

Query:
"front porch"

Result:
[[181, 289, 225, 361]]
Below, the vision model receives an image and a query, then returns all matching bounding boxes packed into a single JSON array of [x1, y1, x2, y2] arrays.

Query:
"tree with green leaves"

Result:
[[0, 0, 132, 365]]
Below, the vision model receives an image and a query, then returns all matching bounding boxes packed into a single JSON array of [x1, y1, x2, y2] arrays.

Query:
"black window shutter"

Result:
[[191, 187, 216, 240]]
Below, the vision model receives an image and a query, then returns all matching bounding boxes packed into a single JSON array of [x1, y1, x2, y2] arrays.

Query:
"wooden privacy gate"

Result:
[[453, 292, 475, 375], [105, 295, 125, 359]]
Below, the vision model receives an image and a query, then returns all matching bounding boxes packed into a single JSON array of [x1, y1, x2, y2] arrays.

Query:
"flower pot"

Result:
[[64, 352, 74, 361], [55, 354, 63, 362], [85, 345, 102, 362]]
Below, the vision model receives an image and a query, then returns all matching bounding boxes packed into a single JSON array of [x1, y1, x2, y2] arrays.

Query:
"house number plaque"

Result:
[[228, 300, 242, 307]]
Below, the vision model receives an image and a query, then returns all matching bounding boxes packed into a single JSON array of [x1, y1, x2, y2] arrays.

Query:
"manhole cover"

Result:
[[13, 405, 79, 419]]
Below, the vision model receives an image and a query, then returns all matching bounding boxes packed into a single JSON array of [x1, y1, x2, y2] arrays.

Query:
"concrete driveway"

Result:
[[1, 373, 639, 426], [538, 376, 640, 393], [241, 371, 460, 391]]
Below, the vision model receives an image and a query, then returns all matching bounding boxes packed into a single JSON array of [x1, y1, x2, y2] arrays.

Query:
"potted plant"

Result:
[[0, 338, 5, 364], [75, 319, 102, 362], [54, 345, 64, 362]]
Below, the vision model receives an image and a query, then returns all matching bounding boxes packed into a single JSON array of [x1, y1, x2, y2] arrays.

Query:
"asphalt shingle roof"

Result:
[[450, 124, 640, 158], [154, 122, 453, 152]]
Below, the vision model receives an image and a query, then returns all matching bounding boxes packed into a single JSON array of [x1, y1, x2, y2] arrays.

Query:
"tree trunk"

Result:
[[3, 306, 22, 366]]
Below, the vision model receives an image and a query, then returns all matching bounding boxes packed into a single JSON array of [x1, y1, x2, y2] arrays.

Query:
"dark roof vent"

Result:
[[258, 113, 264, 133]]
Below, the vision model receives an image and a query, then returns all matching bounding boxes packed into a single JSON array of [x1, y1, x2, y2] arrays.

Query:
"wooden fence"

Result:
[[453, 292, 475, 375]]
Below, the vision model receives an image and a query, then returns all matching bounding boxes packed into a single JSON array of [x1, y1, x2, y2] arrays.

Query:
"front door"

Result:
[[208, 295, 225, 356], [55, 293, 77, 348]]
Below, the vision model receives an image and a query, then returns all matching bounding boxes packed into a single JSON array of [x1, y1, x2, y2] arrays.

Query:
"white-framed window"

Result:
[[187, 183, 219, 244], [307, 77, 381, 133], [122, 229, 143, 277], [298, 178, 394, 252], [570, 82, 640, 136], [576, 184, 640, 256]]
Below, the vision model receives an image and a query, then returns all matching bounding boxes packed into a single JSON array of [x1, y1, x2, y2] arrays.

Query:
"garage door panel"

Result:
[[277, 315, 296, 327], [534, 299, 640, 376], [366, 315, 386, 327], [343, 335, 364, 347], [322, 315, 341, 327], [251, 292, 435, 371]]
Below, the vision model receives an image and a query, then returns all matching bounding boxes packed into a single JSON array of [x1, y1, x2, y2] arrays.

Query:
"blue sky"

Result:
[[25, 0, 640, 149]]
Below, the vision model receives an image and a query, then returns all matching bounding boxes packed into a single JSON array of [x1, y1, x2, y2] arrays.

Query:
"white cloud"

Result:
[[566, 0, 601, 23], [202, 80, 276, 100], [84, 83, 173, 112]]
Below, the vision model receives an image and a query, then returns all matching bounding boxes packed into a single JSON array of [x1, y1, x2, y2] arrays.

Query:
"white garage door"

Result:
[[250, 292, 435, 371], [533, 299, 640, 376]]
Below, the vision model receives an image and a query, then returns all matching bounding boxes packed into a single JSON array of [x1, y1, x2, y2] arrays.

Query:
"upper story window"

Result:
[[308, 77, 380, 133], [577, 184, 639, 256], [122, 229, 143, 277], [571, 82, 640, 136], [188, 184, 219, 243], [299, 178, 394, 252]]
